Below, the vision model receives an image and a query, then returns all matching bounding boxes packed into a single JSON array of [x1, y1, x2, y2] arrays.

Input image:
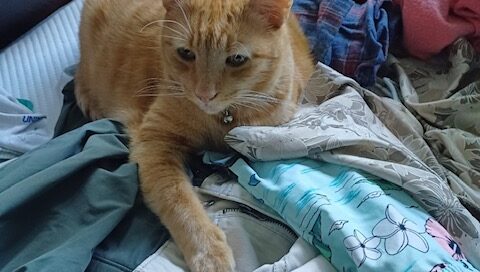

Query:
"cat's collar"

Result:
[[222, 109, 233, 124]]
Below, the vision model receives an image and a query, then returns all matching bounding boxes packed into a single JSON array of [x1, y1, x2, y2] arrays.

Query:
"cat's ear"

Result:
[[249, 0, 292, 29]]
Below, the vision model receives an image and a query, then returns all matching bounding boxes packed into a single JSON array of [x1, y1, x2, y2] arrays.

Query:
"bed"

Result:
[[1, 0, 479, 271]]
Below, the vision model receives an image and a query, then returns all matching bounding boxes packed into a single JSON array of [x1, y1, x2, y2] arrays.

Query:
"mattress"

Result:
[[0, 0, 83, 148]]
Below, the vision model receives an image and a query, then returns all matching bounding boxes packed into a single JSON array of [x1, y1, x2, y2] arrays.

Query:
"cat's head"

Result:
[[155, 0, 293, 114]]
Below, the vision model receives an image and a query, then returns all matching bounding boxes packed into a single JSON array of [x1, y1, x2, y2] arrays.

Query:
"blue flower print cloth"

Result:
[[229, 158, 478, 272]]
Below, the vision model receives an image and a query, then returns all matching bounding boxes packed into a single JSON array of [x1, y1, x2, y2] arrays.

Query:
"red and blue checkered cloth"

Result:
[[292, 0, 400, 87]]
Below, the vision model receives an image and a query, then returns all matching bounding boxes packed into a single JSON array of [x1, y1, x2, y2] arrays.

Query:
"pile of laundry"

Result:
[[292, 0, 480, 87]]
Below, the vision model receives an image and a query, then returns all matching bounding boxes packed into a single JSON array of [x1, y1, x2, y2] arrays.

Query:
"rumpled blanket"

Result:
[[394, 0, 480, 59], [225, 39, 480, 269], [383, 38, 480, 212], [0, 118, 168, 272], [292, 0, 393, 87]]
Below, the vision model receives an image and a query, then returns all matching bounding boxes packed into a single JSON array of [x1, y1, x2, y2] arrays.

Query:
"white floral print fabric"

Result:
[[344, 230, 382, 267], [372, 205, 429, 255], [225, 39, 480, 268]]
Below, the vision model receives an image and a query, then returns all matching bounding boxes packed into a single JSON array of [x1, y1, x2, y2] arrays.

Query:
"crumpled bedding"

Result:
[[0, 120, 140, 271], [385, 39, 480, 211], [2, 41, 478, 272], [225, 39, 480, 269], [1, 1, 479, 270]]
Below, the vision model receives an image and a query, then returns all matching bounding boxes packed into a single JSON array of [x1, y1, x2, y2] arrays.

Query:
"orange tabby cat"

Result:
[[75, 0, 313, 271]]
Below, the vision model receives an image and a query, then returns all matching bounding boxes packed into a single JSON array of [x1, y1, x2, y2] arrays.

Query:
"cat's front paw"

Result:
[[187, 226, 235, 272]]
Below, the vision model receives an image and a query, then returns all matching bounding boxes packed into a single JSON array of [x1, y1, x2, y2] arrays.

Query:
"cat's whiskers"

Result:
[[174, 0, 193, 34], [238, 99, 274, 112], [135, 93, 186, 97], [141, 19, 190, 37], [231, 90, 286, 114], [137, 85, 184, 92], [134, 82, 185, 98], [158, 35, 188, 42], [139, 84, 184, 91], [239, 101, 269, 111], [161, 25, 189, 39], [134, 89, 185, 97], [239, 97, 277, 108], [136, 78, 183, 90], [141, 77, 182, 85], [241, 92, 279, 100], [237, 90, 280, 102], [231, 101, 260, 111]]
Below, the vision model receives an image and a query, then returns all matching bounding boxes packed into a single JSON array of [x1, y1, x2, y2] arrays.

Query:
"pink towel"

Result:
[[395, 0, 480, 59]]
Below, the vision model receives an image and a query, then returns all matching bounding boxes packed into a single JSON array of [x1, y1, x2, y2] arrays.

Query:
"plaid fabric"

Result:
[[292, 0, 393, 87]]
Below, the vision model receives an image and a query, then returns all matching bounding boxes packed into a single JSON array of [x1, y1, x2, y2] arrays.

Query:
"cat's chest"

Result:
[[197, 117, 233, 152], [150, 97, 293, 152]]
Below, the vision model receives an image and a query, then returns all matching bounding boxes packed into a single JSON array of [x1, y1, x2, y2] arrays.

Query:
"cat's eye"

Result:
[[226, 54, 249, 67], [177, 47, 196, 62]]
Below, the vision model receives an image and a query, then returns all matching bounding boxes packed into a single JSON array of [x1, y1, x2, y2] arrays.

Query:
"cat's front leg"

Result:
[[130, 141, 235, 272]]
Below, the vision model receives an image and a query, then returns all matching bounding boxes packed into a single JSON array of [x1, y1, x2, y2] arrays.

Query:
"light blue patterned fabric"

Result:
[[230, 158, 478, 272]]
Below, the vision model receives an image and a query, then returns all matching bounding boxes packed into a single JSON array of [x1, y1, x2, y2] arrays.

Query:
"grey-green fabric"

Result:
[[0, 106, 167, 272]]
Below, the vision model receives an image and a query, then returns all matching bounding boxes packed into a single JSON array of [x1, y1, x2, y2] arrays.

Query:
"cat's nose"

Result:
[[195, 91, 218, 104]]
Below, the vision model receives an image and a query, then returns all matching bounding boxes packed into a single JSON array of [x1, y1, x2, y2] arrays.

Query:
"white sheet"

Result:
[[0, 0, 83, 145]]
